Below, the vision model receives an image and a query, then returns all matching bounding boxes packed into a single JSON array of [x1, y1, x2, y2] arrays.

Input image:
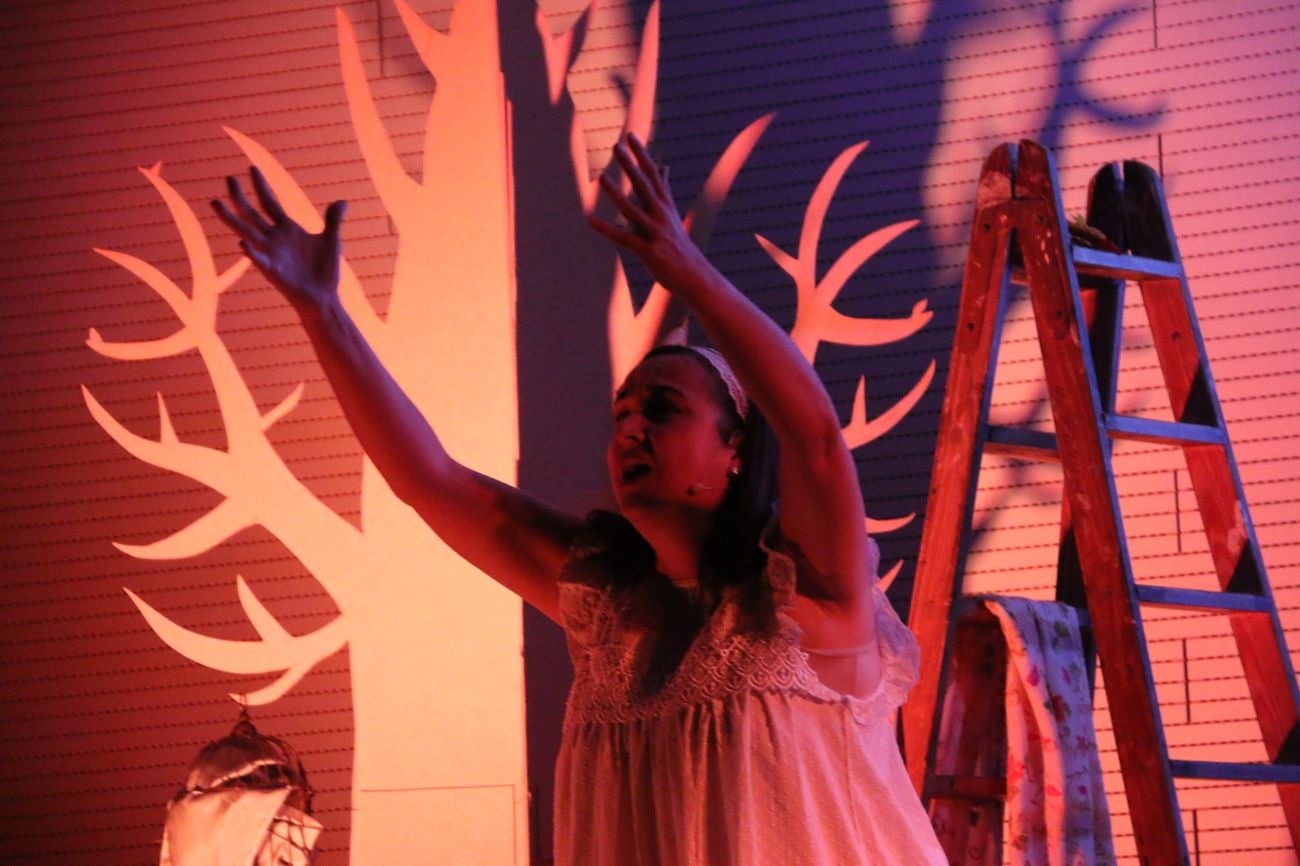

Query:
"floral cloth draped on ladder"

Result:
[[983, 597, 1115, 866]]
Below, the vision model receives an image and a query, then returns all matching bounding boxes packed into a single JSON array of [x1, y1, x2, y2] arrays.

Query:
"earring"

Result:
[[727, 465, 741, 478]]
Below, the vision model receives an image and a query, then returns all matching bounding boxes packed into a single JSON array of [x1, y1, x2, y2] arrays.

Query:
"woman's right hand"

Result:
[[212, 167, 347, 312]]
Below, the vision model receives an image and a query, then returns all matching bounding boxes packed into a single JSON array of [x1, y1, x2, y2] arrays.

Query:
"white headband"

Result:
[[685, 346, 750, 423]]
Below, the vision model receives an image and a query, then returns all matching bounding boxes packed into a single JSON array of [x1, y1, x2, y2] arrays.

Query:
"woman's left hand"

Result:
[[589, 133, 711, 290], [593, 135, 874, 620]]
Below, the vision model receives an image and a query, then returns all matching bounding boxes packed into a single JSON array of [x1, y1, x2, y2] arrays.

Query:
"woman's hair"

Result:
[[571, 345, 781, 631]]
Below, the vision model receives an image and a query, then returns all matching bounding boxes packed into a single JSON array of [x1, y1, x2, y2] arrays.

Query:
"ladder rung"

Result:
[[1135, 584, 1272, 613], [1105, 414, 1226, 447], [984, 426, 1059, 460], [1072, 246, 1184, 281], [926, 774, 1006, 801], [1170, 759, 1300, 784]]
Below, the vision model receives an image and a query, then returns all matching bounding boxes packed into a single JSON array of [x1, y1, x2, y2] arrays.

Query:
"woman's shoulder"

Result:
[[560, 510, 645, 585], [557, 510, 652, 630]]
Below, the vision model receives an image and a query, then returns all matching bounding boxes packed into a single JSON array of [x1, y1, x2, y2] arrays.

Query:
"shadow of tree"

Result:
[[637, 0, 1163, 614]]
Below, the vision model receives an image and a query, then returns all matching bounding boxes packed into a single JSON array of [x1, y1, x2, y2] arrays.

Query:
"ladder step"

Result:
[[1072, 246, 1184, 281], [1134, 584, 1272, 614], [984, 426, 1059, 461], [933, 761, 1300, 794], [986, 417, 1225, 457], [1105, 414, 1226, 447], [927, 774, 1006, 801], [1170, 759, 1300, 784]]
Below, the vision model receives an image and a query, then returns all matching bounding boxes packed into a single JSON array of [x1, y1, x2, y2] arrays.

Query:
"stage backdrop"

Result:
[[2, 1, 1297, 864]]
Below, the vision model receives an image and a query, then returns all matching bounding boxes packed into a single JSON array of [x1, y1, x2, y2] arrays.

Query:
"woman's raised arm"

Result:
[[214, 168, 582, 621], [589, 136, 873, 616]]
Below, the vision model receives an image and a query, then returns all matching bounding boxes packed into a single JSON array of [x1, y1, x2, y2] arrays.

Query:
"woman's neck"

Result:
[[632, 508, 712, 585]]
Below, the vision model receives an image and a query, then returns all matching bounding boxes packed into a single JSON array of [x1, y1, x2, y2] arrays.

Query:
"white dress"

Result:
[[553, 535, 947, 866]]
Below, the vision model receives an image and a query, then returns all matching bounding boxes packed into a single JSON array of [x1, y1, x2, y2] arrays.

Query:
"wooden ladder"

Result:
[[901, 139, 1300, 865]]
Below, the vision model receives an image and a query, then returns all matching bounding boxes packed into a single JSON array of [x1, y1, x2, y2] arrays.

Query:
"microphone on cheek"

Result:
[[687, 482, 725, 495]]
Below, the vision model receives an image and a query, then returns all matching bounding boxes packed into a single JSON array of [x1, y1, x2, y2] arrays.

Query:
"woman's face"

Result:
[[607, 353, 740, 518]]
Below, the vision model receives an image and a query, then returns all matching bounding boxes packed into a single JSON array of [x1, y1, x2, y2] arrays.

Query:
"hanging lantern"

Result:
[[159, 707, 322, 866]]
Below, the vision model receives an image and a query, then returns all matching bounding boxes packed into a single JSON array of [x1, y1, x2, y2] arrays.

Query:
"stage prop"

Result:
[[905, 139, 1300, 865], [929, 597, 1113, 865], [84, 2, 531, 860], [160, 708, 320, 866]]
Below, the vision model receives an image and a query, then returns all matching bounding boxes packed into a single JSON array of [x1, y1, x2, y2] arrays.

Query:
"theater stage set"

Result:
[[3, 1, 1298, 863]]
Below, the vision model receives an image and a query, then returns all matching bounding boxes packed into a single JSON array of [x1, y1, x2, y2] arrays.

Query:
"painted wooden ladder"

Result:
[[901, 139, 1300, 865]]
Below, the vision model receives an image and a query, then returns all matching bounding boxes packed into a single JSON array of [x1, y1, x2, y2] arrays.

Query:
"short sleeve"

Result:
[[558, 580, 610, 648], [760, 519, 920, 715], [757, 521, 800, 608], [870, 584, 921, 712]]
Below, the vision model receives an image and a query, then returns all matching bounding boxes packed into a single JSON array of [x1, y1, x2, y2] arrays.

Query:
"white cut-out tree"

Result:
[[755, 141, 934, 585], [85, 0, 934, 861]]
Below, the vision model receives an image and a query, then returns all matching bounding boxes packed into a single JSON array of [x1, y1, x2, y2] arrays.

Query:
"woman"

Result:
[[215, 133, 945, 865]]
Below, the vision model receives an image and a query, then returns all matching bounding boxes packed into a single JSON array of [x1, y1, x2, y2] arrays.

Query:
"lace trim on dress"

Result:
[[558, 581, 817, 727], [558, 523, 921, 728]]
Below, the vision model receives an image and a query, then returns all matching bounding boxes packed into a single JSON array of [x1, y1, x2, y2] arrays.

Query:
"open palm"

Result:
[[212, 166, 346, 311]]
